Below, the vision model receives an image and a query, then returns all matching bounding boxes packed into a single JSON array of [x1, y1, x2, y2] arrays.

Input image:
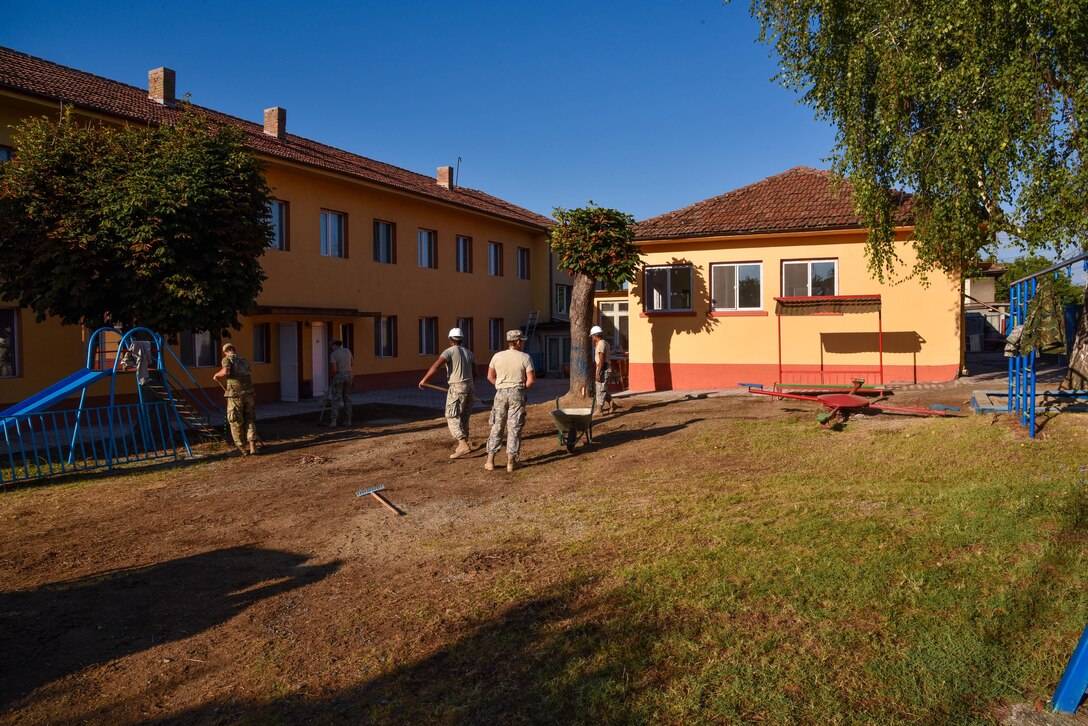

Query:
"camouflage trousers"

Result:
[[445, 381, 474, 441], [487, 387, 526, 457], [226, 394, 258, 447], [329, 372, 353, 424]]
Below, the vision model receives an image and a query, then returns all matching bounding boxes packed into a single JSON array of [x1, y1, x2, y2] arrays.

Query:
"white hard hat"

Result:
[[448, 327, 464, 339], [590, 325, 604, 336]]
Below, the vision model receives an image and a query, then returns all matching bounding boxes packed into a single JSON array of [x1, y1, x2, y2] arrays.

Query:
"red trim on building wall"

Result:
[[627, 362, 959, 392]]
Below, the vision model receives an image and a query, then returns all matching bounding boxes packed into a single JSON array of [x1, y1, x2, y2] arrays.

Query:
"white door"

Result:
[[311, 322, 328, 397], [278, 323, 299, 402]]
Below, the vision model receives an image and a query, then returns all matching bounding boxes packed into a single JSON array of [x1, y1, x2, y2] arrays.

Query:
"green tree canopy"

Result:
[[993, 255, 1082, 307], [0, 107, 273, 336], [549, 204, 640, 401], [751, 0, 1088, 279]]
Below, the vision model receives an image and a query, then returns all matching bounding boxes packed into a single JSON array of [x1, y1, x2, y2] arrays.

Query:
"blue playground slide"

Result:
[[0, 368, 111, 419]]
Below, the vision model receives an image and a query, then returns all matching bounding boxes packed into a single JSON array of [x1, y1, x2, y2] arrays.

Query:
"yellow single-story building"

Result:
[[0, 47, 553, 409], [626, 167, 961, 391]]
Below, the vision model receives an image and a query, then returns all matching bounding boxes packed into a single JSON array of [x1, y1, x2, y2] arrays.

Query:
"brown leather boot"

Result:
[[450, 440, 471, 459], [484, 453, 495, 471]]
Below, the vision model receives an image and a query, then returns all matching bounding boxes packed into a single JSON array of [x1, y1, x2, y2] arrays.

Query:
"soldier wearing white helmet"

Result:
[[419, 327, 478, 458], [590, 325, 615, 414]]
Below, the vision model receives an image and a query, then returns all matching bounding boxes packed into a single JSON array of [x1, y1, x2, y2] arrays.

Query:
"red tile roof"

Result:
[[0, 46, 552, 230], [634, 166, 912, 240]]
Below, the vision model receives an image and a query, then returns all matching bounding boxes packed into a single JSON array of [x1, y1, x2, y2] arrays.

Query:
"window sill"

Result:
[[640, 311, 696, 318], [709, 310, 768, 317]]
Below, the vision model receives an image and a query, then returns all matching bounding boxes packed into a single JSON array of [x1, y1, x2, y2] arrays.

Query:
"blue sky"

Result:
[[5, 0, 837, 222]]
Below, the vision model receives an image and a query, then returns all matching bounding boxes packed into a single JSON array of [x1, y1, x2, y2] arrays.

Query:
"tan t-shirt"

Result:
[[441, 344, 475, 384], [488, 349, 534, 390], [330, 347, 353, 376], [595, 338, 612, 369]]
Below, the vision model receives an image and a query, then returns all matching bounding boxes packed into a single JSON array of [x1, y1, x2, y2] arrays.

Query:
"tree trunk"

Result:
[[1063, 283, 1088, 389], [566, 272, 596, 404]]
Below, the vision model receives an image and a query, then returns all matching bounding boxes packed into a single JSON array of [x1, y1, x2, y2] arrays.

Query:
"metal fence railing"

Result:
[[1, 401, 180, 485]]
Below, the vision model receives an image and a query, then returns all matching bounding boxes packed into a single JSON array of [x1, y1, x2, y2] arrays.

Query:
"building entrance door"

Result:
[[278, 323, 299, 402], [311, 322, 328, 397]]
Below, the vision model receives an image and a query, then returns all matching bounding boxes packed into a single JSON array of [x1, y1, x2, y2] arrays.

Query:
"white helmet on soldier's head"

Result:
[[448, 328, 463, 339], [590, 325, 604, 337]]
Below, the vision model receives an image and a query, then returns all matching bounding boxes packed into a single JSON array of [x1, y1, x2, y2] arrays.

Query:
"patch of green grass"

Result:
[[509, 417, 1088, 724]]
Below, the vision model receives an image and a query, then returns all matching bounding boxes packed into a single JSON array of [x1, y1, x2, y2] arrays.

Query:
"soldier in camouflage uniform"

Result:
[[324, 339, 354, 427], [418, 327, 477, 458], [213, 342, 260, 456], [485, 329, 536, 472]]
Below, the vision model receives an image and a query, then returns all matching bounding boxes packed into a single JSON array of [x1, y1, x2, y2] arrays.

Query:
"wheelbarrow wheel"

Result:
[[564, 428, 578, 453]]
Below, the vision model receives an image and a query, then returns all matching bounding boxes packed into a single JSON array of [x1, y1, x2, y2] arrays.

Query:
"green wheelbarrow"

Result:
[[550, 396, 595, 453]]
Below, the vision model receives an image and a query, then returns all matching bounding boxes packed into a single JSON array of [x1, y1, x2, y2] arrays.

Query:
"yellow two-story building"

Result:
[[0, 47, 553, 408]]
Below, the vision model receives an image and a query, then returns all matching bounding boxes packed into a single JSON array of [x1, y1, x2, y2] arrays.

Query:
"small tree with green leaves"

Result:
[[0, 107, 272, 337], [550, 204, 641, 402]]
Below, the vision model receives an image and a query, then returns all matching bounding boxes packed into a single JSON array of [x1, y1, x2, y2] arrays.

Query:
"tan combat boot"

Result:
[[484, 453, 495, 471], [249, 441, 259, 455], [450, 440, 471, 459], [507, 456, 518, 472]]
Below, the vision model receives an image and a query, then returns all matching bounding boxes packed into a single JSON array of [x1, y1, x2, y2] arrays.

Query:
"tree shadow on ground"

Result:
[[526, 419, 706, 466], [147, 576, 660, 725], [0, 547, 340, 710]]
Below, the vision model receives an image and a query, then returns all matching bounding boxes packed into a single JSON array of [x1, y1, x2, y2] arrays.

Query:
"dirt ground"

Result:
[[0, 380, 1008, 724]]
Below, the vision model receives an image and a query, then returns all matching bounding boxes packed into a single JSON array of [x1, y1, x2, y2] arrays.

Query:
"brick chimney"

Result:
[[264, 107, 286, 139], [148, 67, 175, 106], [437, 165, 454, 189]]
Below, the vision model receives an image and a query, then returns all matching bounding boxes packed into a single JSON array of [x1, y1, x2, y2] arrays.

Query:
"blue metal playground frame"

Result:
[[0, 327, 222, 485], [1006, 252, 1088, 438]]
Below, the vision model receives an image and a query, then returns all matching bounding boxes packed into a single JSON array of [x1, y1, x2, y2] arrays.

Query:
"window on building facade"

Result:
[[516, 247, 531, 280], [418, 228, 438, 269], [419, 316, 438, 355], [711, 262, 763, 311], [488, 242, 503, 276], [456, 235, 472, 272], [374, 220, 396, 263], [0, 146, 14, 162], [0, 308, 18, 377], [340, 323, 355, 355], [179, 330, 218, 367], [595, 279, 631, 292], [782, 260, 837, 297], [320, 210, 346, 257], [644, 264, 693, 312], [375, 316, 398, 358], [252, 323, 271, 363], [555, 284, 572, 319], [267, 200, 288, 251], [597, 301, 629, 352], [489, 318, 504, 351], [455, 317, 473, 351]]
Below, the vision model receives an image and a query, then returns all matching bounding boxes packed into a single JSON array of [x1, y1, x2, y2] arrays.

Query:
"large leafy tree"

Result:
[[750, 0, 1088, 377], [0, 107, 272, 336], [549, 204, 641, 402]]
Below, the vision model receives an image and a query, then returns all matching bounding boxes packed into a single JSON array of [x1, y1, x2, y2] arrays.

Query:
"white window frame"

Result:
[[597, 300, 629, 352], [267, 200, 287, 251], [782, 259, 838, 297], [456, 235, 472, 273], [374, 220, 395, 263], [711, 262, 763, 311], [418, 228, 437, 269], [488, 242, 503, 277], [375, 316, 398, 358], [644, 264, 693, 312], [0, 308, 18, 378], [555, 284, 572, 319], [419, 317, 438, 355], [489, 318, 504, 351], [320, 210, 346, 258]]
